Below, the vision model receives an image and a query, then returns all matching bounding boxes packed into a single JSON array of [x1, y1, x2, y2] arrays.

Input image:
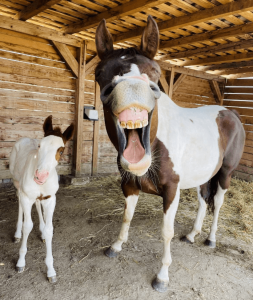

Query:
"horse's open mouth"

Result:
[[117, 107, 152, 176]]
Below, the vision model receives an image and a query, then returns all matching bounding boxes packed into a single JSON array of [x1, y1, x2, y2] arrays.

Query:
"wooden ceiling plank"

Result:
[[160, 39, 253, 60], [179, 51, 253, 67], [160, 22, 253, 50], [64, 0, 170, 34], [0, 15, 81, 47], [113, 0, 253, 43], [17, 0, 62, 21]]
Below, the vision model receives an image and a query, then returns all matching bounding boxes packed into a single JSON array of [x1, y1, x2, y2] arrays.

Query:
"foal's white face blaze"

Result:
[[34, 135, 64, 185]]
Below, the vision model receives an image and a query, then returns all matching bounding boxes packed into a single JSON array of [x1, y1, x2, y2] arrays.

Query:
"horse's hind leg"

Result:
[[36, 199, 45, 242], [204, 183, 227, 248], [181, 186, 207, 244]]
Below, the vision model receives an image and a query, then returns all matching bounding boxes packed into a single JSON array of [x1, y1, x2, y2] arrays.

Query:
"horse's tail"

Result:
[[203, 171, 220, 213]]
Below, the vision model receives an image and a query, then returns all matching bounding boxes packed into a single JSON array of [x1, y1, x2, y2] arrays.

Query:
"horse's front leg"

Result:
[[152, 185, 180, 293], [16, 193, 33, 273], [14, 190, 23, 243], [41, 195, 57, 283], [105, 184, 139, 258]]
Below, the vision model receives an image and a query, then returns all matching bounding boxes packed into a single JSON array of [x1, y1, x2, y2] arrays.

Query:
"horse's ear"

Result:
[[62, 123, 74, 144], [43, 115, 53, 136], [95, 19, 114, 60], [140, 15, 159, 60]]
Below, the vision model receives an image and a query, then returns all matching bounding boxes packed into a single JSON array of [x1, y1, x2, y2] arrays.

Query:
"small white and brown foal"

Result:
[[9, 115, 74, 283]]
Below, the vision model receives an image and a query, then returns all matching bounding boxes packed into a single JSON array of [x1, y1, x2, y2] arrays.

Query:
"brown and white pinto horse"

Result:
[[95, 16, 245, 292]]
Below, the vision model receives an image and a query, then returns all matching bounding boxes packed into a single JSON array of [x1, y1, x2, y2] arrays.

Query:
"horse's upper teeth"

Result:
[[126, 120, 135, 129], [120, 120, 148, 129]]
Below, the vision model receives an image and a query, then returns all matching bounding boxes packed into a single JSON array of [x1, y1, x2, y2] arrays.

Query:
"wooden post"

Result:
[[209, 80, 224, 105], [169, 67, 175, 98], [73, 41, 86, 176], [92, 82, 100, 175]]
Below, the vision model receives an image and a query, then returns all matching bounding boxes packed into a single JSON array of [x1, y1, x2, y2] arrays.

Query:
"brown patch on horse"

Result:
[[37, 194, 51, 201], [120, 138, 179, 213], [103, 105, 119, 151], [55, 147, 65, 162], [150, 102, 158, 145]]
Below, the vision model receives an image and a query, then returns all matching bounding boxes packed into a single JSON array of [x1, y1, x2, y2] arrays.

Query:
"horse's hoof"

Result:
[[13, 237, 21, 243], [16, 266, 25, 273], [48, 275, 57, 283], [180, 236, 193, 244], [204, 239, 216, 248], [42, 239, 45, 243], [104, 247, 118, 258], [152, 277, 169, 293]]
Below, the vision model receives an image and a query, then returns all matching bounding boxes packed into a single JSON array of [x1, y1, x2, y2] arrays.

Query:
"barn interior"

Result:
[[0, 0, 253, 181]]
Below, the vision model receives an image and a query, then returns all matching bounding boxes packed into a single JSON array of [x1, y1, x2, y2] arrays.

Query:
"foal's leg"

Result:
[[105, 190, 139, 258], [14, 190, 23, 243], [152, 186, 180, 293], [205, 183, 226, 248], [35, 199, 45, 242], [16, 194, 33, 272], [182, 186, 207, 244], [41, 195, 57, 283]]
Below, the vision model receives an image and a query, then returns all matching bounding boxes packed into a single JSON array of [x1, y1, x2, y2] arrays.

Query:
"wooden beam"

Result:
[[173, 74, 187, 93], [160, 22, 253, 50], [64, 0, 169, 34], [73, 41, 86, 176], [209, 67, 253, 76], [92, 82, 101, 175], [169, 68, 175, 98], [157, 61, 225, 82], [160, 39, 253, 61], [209, 81, 223, 105], [159, 75, 169, 94], [226, 79, 253, 86], [17, 0, 62, 21], [85, 55, 100, 76], [0, 15, 81, 47], [52, 41, 78, 77], [198, 60, 253, 72], [113, 0, 253, 43], [179, 52, 253, 67]]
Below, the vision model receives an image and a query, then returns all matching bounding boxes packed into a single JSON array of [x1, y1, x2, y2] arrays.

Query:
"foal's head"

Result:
[[34, 116, 74, 185], [95, 16, 161, 176]]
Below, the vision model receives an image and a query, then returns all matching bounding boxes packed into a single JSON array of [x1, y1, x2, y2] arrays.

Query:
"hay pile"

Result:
[[66, 176, 253, 245]]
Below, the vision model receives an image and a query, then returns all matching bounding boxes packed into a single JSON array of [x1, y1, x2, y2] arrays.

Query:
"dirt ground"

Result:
[[0, 176, 253, 300]]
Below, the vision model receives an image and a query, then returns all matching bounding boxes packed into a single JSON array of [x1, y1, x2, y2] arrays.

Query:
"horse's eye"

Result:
[[60, 151, 63, 155], [38, 145, 40, 148], [96, 69, 102, 78]]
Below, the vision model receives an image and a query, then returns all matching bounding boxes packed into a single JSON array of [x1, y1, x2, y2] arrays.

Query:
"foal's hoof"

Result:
[[104, 247, 118, 258], [48, 275, 57, 283], [180, 236, 193, 244], [16, 266, 25, 273], [204, 239, 216, 248], [152, 277, 169, 293], [13, 237, 21, 243]]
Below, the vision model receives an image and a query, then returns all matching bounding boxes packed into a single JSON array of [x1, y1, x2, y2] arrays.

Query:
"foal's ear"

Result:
[[62, 123, 74, 144], [140, 15, 159, 60], [95, 19, 114, 60], [43, 115, 53, 136]]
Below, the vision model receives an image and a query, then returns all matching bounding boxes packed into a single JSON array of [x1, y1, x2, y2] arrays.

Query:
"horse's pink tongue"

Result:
[[123, 130, 145, 164]]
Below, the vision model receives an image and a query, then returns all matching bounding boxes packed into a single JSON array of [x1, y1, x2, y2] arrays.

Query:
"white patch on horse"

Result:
[[113, 64, 141, 84], [156, 92, 226, 189]]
